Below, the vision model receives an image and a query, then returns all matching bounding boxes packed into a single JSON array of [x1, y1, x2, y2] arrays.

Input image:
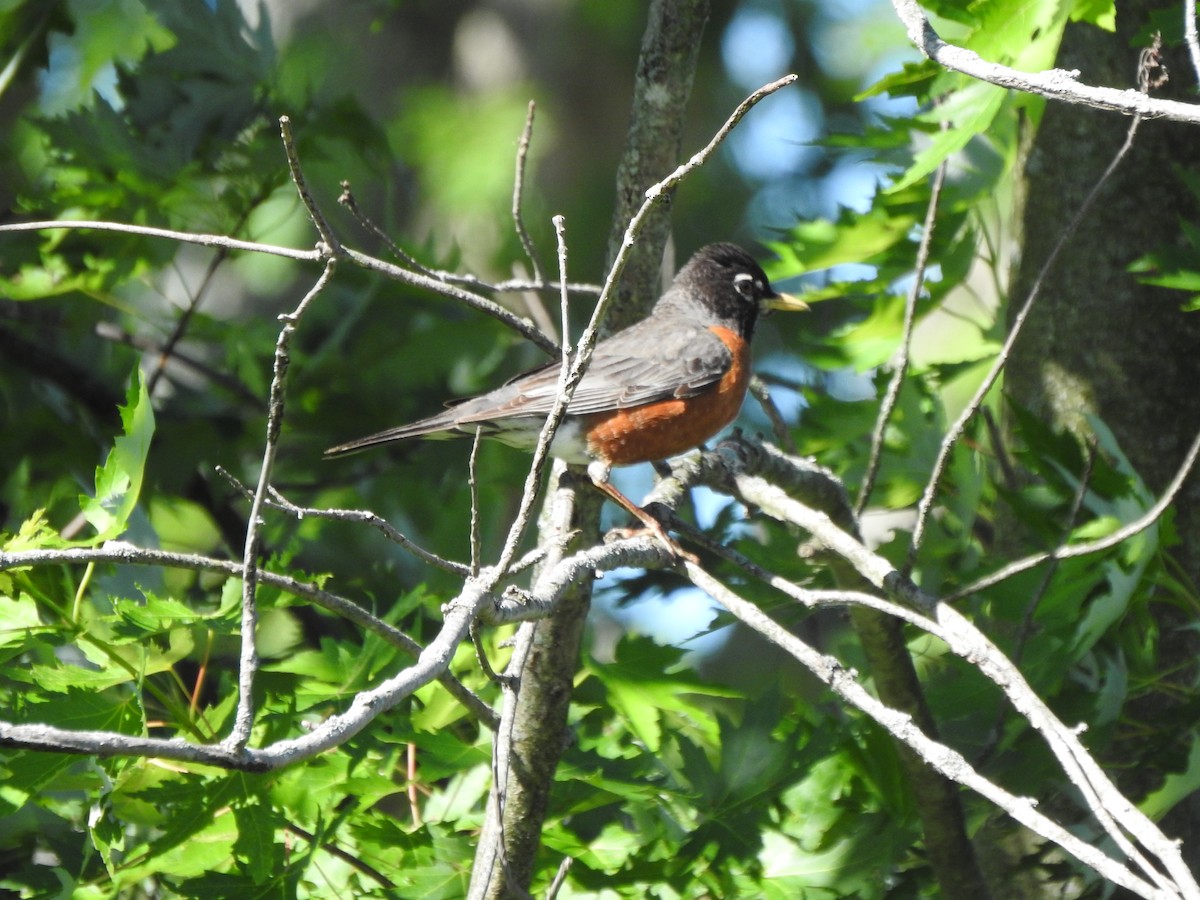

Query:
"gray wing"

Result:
[[461, 316, 732, 418], [325, 317, 731, 455]]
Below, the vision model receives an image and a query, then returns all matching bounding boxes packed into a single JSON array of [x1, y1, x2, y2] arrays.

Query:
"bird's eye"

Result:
[[733, 272, 757, 298]]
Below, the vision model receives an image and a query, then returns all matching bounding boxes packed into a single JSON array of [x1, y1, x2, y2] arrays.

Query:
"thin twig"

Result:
[[220, 466, 466, 573], [491, 277, 601, 296], [342, 246, 560, 356], [748, 377, 794, 453], [0, 217, 591, 354], [950, 423, 1200, 601], [470, 620, 507, 686], [681, 562, 1174, 900], [147, 185, 271, 398], [1012, 439, 1098, 663], [906, 103, 1144, 570], [546, 857, 573, 900], [512, 101, 544, 283], [284, 821, 395, 889], [554, 217, 573, 362], [982, 405, 1019, 491], [96, 323, 264, 410], [856, 154, 948, 517], [489, 215, 574, 578], [0, 219, 319, 260], [469, 427, 484, 577], [220, 465, 470, 574], [229, 259, 336, 751], [245, 479, 469, 576], [406, 741, 423, 827], [973, 440, 1098, 769], [338, 180, 435, 275], [279, 115, 340, 254]]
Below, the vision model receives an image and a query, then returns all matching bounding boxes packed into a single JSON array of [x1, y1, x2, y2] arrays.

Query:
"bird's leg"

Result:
[[586, 461, 698, 564]]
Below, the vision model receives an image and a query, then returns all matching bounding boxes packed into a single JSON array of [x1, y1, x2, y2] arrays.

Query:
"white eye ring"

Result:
[[733, 272, 757, 297]]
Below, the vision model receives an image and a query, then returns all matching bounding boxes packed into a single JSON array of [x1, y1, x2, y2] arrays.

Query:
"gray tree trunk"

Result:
[[470, 3, 709, 896]]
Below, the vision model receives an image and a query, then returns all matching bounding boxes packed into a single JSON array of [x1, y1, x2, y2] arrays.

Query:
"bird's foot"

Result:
[[589, 464, 698, 563], [606, 513, 699, 565]]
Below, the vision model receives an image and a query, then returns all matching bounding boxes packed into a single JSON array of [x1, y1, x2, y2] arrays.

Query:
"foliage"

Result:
[[2, 0, 1197, 898]]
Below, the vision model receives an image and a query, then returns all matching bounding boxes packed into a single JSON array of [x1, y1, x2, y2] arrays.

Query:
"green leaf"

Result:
[[769, 207, 917, 276], [79, 369, 155, 542], [1141, 735, 1200, 819], [888, 83, 1006, 194], [834, 294, 906, 371], [1071, 0, 1115, 29], [0, 594, 45, 647], [233, 799, 283, 884], [586, 636, 739, 753], [14, 685, 143, 734], [39, 0, 176, 114], [2, 509, 68, 552]]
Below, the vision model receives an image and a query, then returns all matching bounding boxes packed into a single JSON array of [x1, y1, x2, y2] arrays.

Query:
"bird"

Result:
[[326, 242, 806, 559]]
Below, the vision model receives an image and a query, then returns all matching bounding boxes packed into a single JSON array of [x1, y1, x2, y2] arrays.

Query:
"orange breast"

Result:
[[583, 326, 750, 466]]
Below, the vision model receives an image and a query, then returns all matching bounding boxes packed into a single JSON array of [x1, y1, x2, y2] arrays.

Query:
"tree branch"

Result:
[[0, 543, 498, 731], [891, 0, 1200, 123], [680, 563, 1180, 900], [512, 100, 544, 284], [856, 150, 948, 516], [228, 257, 335, 750], [906, 91, 1144, 567]]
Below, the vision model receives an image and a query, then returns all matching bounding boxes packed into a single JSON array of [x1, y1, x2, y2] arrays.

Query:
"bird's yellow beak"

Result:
[[762, 291, 808, 313]]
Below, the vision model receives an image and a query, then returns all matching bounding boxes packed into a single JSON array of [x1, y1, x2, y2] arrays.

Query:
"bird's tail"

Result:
[[324, 412, 460, 457]]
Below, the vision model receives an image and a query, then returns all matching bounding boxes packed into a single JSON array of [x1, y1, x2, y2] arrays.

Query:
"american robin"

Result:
[[326, 242, 806, 558]]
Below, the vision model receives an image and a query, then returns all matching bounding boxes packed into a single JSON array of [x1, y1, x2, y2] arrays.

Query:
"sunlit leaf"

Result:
[[78, 370, 155, 542]]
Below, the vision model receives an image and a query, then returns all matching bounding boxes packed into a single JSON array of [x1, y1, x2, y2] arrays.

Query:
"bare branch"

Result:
[[96, 323, 264, 409], [470, 426, 485, 576], [224, 475, 471, 577], [748, 377, 794, 453], [906, 96, 1143, 568], [951, 422, 1200, 601], [676, 435, 1198, 898], [512, 101, 544, 283], [337, 180, 432, 274], [0, 574, 498, 768], [0, 542, 497, 729], [228, 258, 336, 750], [856, 152, 948, 516], [0, 218, 586, 356], [279, 115, 339, 253], [0, 218, 320, 260], [681, 563, 1180, 900], [341, 246, 560, 355], [488, 215, 577, 579], [891, 0, 1200, 124]]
